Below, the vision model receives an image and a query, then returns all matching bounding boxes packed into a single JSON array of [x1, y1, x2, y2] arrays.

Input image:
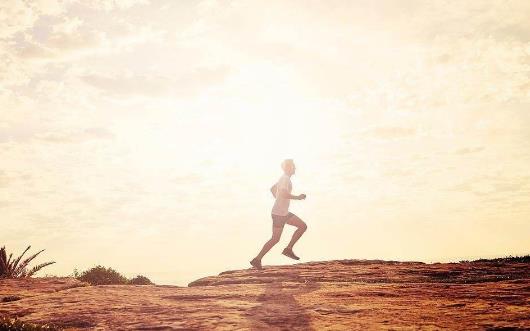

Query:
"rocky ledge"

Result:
[[1, 259, 529, 330]]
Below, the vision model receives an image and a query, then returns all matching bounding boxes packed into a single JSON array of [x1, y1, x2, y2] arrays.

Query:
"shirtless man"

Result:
[[250, 159, 307, 270]]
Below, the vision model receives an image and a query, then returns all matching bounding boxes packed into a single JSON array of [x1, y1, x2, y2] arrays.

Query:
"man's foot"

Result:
[[282, 247, 300, 260], [250, 258, 263, 270]]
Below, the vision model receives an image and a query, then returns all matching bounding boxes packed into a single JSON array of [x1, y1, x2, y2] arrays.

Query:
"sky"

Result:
[[1, 0, 529, 286]]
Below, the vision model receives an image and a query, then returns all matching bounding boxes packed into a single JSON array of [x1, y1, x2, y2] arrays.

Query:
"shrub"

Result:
[[0, 246, 55, 278], [0, 316, 60, 330], [470, 255, 530, 263], [69, 268, 80, 278], [73, 266, 155, 285], [128, 275, 153, 285], [75, 265, 128, 285]]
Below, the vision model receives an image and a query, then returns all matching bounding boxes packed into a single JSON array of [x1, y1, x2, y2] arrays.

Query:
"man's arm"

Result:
[[278, 188, 305, 200], [270, 184, 277, 197]]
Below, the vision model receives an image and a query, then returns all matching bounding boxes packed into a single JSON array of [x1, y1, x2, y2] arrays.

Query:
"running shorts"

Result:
[[271, 212, 295, 228]]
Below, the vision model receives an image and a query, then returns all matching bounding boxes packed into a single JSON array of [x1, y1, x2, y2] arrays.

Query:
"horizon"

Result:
[[1, 0, 529, 286]]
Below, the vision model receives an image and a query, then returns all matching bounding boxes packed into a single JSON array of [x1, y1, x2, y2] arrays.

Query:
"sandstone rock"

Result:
[[0, 259, 528, 330]]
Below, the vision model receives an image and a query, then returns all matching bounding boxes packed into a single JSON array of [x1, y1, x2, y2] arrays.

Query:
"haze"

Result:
[[1, 0, 529, 285]]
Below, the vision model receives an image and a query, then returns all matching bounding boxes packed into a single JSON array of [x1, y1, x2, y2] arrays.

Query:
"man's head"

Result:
[[281, 159, 296, 176]]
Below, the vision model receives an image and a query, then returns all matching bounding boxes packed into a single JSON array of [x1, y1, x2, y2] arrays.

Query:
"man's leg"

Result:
[[282, 214, 307, 259], [252, 222, 284, 264]]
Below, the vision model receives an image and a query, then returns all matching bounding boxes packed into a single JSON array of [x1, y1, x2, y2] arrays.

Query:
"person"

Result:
[[250, 159, 307, 270]]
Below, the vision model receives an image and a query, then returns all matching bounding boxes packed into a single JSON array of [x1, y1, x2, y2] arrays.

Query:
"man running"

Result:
[[250, 159, 307, 270]]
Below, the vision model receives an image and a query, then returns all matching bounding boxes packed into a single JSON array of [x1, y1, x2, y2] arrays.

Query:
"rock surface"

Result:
[[0, 259, 529, 330]]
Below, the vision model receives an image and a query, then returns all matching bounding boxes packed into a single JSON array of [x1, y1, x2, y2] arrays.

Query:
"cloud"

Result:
[[367, 127, 416, 140], [81, 72, 172, 96], [0, 2, 70, 87], [81, 66, 232, 97], [15, 42, 56, 60], [455, 147, 485, 155], [0, 126, 37, 144], [0, 44, 37, 86], [35, 127, 115, 143], [82, 0, 150, 11], [445, 175, 530, 197], [383, 168, 414, 178], [446, 182, 473, 193], [0, 0, 164, 101], [0, 171, 9, 188], [0, 0, 66, 39], [42, 28, 106, 53], [52, 16, 83, 34], [13, 21, 160, 61], [82, 127, 114, 139], [171, 174, 202, 185], [0, 170, 31, 188], [492, 175, 530, 194], [412, 1, 530, 43]]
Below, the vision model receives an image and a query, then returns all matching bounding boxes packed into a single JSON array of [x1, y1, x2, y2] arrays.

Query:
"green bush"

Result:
[[128, 275, 153, 285], [0, 316, 60, 330], [73, 266, 155, 285], [75, 265, 128, 285]]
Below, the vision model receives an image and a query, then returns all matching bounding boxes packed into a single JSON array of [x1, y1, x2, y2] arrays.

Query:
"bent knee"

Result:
[[269, 236, 281, 244], [299, 223, 307, 232]]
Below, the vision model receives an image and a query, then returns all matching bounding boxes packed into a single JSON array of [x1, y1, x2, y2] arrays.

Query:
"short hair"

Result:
[[281, 159, 294, 171]]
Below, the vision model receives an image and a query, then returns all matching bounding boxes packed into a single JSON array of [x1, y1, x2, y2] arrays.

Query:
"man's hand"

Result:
[[298, 194, 306, 200]]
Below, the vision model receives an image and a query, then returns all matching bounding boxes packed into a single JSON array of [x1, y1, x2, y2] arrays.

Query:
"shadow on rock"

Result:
[[246, 280, 320, 330]]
